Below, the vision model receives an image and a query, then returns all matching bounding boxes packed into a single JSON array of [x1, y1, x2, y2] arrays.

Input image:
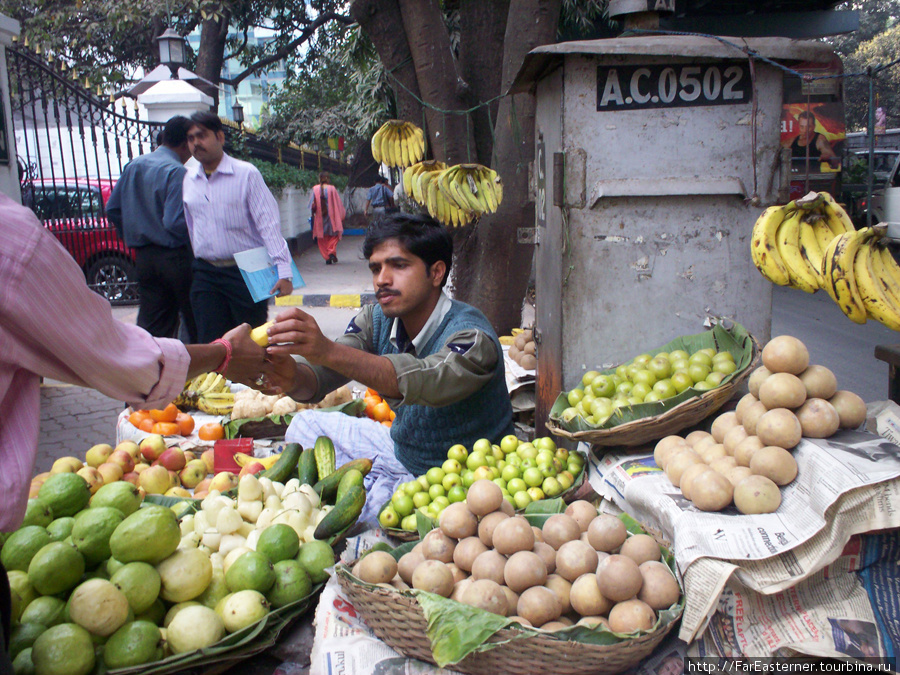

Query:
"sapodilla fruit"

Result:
[[829, 391, 867, 430], [755, 409, 802, 449], [799, 365, 838, 400], [758, 373, 807, 410], [795, 398, 840, 438], [761, 336, 809, 375]]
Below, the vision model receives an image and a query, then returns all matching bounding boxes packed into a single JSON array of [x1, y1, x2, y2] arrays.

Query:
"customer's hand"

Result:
[[257, 352, 302, 396], [221, 323, 266, 385]]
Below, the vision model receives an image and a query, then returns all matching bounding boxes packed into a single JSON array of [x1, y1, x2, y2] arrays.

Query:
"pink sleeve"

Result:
[[6, 226, 190, 410]]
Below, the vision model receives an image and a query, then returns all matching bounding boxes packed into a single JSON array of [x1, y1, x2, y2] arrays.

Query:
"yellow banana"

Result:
[[811, 218, 837, 253], [478, 169, 499, 213], [854, 235, 900, 330], [234, 452, 281, 469], [775, 209, 818, 293], [370, 125, 384, 164], [750, 204, 792, 287], [250, 322, 272, 347], [819, 192, 855, 233], [411, 126, 425, 163], [798, 217, 826, 288], [399, 131, 411, 168], [465, 172, 489, 214], [822, 229, 869, 324], [380, 125, 394, 167], [873, 244, 900, 311]]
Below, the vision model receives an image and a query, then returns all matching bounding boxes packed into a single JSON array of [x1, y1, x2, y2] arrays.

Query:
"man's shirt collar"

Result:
[[390, 292, 452, 355]]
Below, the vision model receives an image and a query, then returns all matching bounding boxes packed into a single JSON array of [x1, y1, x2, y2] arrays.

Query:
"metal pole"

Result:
[[867, 67, 876, 228]]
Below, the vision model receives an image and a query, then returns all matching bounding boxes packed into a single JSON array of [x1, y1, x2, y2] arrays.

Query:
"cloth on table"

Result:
[[285, 410, 412, 527]]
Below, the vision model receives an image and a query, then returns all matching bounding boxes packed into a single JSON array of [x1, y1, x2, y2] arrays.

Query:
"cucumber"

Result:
[[314, 485, 366, 540], [261, 443, 302, 483], [314, 436, 336, 480], [314, 458, 373, 503], [297, 447, 318, 486], [336, 469, 364, 503]]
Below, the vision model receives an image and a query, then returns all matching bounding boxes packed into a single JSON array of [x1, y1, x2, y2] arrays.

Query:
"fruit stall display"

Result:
[[3, 438, 366, 675], [338, 482, 682, 674], [378, 435, 586, 536]]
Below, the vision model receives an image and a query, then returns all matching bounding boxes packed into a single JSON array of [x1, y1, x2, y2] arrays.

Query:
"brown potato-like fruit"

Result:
[[690, 470, 734, 511], [478, 511, 510, 548], [532, 526, 544, 543], [587, 514, 627, 553], [637, 561, 681, 610], [596, 554, 643, 602], [829, 390, 867, 430], [577, 616, 610, 629], [519, 354, 537, 370], [799, 365, 838, 400], [517, 586, 562, 628], [446, 562, 467, 584], [454, 536, 488, 573], [544, 574, 573, 614], [492, 516, 535, 556], [619, 534, 661, 566], [741, 401, 769, 436], [524, 341, 536, 356], [542, 514, 581, 550], [758, 372, 807, 410], [422, 529, 457, 564], [570, 573, 612, 617], [762, 336, 809, 375], [735, 393, 759, 424], [733, 475, 782, 514], [499, 498, 515, 516], [357, 551, 398, 585], [756, 408, 802, 449], [654, 436, 689, 470], [692, 435, 718, 457], [608, 599, 656, 633], [749, 446, 798, 486], [665, 449, 702, 487], [795, 398, 840, 439], [684, 430, 713, 447], [564, 501, 598, 533], [725, 465, 754, 487], [508, 615, 533, 628], [710, 412, 740, 443], [471, 550, 507, 585], [710, 456, 738, 475], [533, 541, 557, 574], [679, 463, 711, 501], [504, 550, 548, 593], [467, 479, 503, 517], [439, 502, 478, 540], [412, 559, 454, 597], [450, 577, 473, 602], [723, 425, 749, 456], [555, 540, 599, 582], [698, 443, 727, 465], [734, 436, 765, 467], [748, 366, 772, 398], [398, 549, 425, 586], [501, 586, 519, 615], [461, 579, 508, 616]]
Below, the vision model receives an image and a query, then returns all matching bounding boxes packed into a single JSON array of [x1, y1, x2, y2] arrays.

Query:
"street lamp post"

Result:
[[155, 28, 186, 77]]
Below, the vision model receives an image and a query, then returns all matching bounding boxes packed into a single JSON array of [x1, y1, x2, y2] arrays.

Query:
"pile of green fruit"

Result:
[[561, 348, 739, 427], [379, 436, 585, 532]]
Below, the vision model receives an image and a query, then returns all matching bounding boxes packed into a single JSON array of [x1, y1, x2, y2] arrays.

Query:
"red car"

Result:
[[22, 178, 139, 305]]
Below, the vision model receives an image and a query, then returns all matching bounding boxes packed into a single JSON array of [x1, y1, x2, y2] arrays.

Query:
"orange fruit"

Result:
[[382, 420, 392, 428], [152, 421, 181, 436], [128, 410, 150, 427], [372, 401, 392, 423], [365, 388, 380, 398], [139, 418, 154, 433], [149, 403, 178, 423], [176, 412, 195, 436], [198, 423, 225, 441]]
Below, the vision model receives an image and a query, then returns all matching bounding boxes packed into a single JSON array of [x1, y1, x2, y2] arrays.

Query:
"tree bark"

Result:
[[457, 0, 510, 165], [451, 0, 560, 334], [396, 0, 474, 165], [194, 13, 230, 107], [349, 0, 423, 125]]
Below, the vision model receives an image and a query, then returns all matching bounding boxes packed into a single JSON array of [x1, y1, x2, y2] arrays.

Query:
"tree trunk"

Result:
[[397, 0, 473, 165], [194, 13, 230, 107], [349, 0, 423, 124], [451, 0, 561, 334], [457, 0, 510, 165]]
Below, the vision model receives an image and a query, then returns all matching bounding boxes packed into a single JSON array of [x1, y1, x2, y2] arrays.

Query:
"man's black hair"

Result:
[[378, 175, 389, 184], [363, 212, 453, 288], [188, 111, 224, 135], [162, 116, 191, 147]]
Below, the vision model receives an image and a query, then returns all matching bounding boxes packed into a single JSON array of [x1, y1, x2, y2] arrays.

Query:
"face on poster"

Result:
[[781, 102, 845, 172]]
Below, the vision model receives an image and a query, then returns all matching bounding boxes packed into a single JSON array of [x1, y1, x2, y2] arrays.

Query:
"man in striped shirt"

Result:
[[182, 112, 294, 342]]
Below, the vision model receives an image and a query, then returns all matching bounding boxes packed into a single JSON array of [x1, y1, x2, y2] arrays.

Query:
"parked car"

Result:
[[840, 150, 900, 227], [21, 178, 139, 305], [849, 153, 900, 226]]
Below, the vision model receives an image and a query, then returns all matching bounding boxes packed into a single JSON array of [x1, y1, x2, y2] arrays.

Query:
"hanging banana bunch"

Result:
[[371, 120, 426, 168], [403, 161, 504, 228]]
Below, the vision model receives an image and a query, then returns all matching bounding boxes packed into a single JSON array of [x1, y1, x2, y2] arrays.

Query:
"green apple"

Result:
[[671, 358, 689, 371], [713, 350, 734, 363], [402, 480, 423, 496], [557, 473, 573, 491], [513, 490, 532, 509], [523, 467, 544, 488], [493, 477, 507, 491], [631, 382, 652, 400], [615, 364, 629, 380], [633, 353, 653, 367], [669, 349, 689, 361], [484, 455, 497, 468], [555, 447, 569, 462], [652, 379, 678, 399], [539, 464, 556, 479], [492, 445, 504, 461], [442, 458, 462, 475], [632, 369, 657, 388], [517, 444, 538, 460], [501, 464, 521, 482], [567, 388, 585, 407], [643, 391, 662, 403], [688, 352, 713, 368], [520, 458, 537, 469], [526, 486, 545, 502], [412, 491, 432, 509], [693, 380, 715, 391], [400, 514, 418, 531], [687, 363, 711, 384], [473, 466, 494, 482], [432, 496, 450, 511], [575, 401, 590, 418], [503, 493, 516, 508], [705, 371, 728, 387], [534, 437, 557, 452], [581, 370, 601, 387], [391, 493, 415, 517], [490, 466, 501, 479], [425, 467, 446, 486], [589, 374, 616, 398], [542, 476, 562, 497], [625, 364, 641, 381], [560, 407, 579, 423], [447, 444, 468, 462], [500, 435, 520, 455], [699, 347, 717, 359], [671, 371, 694, 393], [417, 475, 430, 490], [590, 397, 615, 421], [466, 451, 487, 471], [615, 381, 634, 397], [472, 438, 493, 456], [442, 473, 462, 491], [447, 485, 467, 503], [507, 477, 527, 494], [713, 360, 737, 375], [461, 470, 475, 488], [428, 483, 446, 499], [379, 505, 400, 528], [647, 356, 672, 380], [536, 449, 555, 466], [505, 453, 522, 468]]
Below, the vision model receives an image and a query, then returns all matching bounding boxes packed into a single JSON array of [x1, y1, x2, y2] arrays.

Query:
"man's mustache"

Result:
[[376, 289, 399, 299]]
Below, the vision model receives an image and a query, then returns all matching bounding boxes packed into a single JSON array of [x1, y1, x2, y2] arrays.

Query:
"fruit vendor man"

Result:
[[259, 212, 515, 523], [0, 193, 266, 669]]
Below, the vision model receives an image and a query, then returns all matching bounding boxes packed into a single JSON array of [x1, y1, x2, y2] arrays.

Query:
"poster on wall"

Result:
[[780, 102, 846, 174], [0, 94, 8, 165]]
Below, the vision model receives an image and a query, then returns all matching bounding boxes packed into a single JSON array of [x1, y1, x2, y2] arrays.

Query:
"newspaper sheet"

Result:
[[585, 424, 900, 656]]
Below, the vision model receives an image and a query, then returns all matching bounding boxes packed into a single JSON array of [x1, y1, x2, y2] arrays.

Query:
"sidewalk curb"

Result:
[[276, 293, 377, 308]]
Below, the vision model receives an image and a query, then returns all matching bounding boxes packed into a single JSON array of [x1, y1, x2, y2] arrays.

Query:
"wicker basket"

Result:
[[548, 336, 760, 448], [335, 567, 680, 675]]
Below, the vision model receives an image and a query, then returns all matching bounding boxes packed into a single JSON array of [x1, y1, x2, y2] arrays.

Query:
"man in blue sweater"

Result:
[[260, 213, 514, 521]]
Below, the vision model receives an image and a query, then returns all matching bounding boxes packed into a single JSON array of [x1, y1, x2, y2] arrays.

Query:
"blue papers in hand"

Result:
[[233, 247, 305, 302]]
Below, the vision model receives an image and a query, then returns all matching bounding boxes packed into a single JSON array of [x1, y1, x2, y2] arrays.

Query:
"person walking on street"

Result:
[[309, 172, 345, 265], [106, 115, 198, 342], [365, 175, 394, 218], [182, 111, 294, 342]]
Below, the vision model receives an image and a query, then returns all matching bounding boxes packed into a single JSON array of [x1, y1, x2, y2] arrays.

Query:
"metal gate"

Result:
[[7, 43, 162, 305]]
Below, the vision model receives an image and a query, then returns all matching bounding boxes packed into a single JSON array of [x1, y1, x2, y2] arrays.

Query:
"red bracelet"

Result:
[[212, 338, 233, 373]]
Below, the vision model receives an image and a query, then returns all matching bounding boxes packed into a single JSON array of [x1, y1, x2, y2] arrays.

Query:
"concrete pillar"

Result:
[[137, 79, 213, 124], [0, 13, 21, 200]]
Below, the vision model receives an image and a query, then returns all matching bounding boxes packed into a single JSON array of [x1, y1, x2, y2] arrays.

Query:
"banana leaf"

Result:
[[343, 509, 684, 668], [549, 321, 755, 433], [224, 399, 366, 439]]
